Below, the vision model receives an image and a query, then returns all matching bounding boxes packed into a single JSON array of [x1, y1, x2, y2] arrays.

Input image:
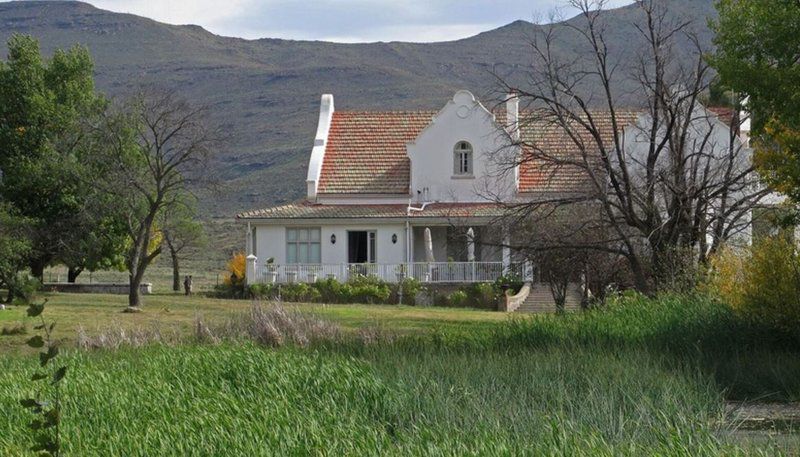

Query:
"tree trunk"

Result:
[[170, 247, 180, 292], [67, 267, 82, 283], [30, 260, 45, 283], [627, 255, 652, 296], [129, 272, 142, 308]]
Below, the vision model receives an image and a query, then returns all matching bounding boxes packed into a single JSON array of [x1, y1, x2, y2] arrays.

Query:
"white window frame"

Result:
[[286, 227, 321, 264], [453, 141, 473, 176]]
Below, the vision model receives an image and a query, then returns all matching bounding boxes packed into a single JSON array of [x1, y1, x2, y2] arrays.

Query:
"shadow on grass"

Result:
[[328, 294, 800, 402]]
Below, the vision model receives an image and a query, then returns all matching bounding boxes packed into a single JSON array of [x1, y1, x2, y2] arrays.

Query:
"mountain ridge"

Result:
[[0, 0, 718, 215]]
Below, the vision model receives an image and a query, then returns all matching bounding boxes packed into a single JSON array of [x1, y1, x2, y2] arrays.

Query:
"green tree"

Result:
[[711, 0, 800, 201], [0, 202, 33, 302], [0, 34, 121, 280]]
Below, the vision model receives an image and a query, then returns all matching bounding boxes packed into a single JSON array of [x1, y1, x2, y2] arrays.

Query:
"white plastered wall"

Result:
[[407, 90, 516, 203], [253, 222, 407, 264]]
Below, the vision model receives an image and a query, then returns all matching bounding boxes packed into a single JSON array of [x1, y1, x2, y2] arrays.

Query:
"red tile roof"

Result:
[[317, 111, 437, 195], [517, 111, 640, 193], [238, 202, 506, 220], [707, 106, 736, 128], [316, 106, 640, 196]]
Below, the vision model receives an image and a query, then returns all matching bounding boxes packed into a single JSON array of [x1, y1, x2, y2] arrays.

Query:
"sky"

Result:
[[79, 0, 635, 43]]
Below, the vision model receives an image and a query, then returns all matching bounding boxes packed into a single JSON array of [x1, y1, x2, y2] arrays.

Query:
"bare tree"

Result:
[[95, 90, 217, 309], [161, 195, 206, 292], [491, 0, 769, 294]]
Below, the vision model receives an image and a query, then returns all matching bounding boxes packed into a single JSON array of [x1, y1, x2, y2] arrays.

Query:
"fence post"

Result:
[[502, 230, 511, 275], [245, 254, 257, 285]]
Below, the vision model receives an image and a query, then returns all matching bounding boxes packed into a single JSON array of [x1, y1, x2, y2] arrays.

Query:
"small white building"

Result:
[[238, 90, 772, 289]]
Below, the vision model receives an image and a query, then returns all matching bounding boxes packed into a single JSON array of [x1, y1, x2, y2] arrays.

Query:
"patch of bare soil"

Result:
[[726, 402, 800, 432], [721, 402, 800, 453]]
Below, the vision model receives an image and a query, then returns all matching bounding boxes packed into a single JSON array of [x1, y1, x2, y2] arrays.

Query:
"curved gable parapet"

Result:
[[407, 90, 501, 149], [407, 90, 516, 203], [306, 94, 335, 200]]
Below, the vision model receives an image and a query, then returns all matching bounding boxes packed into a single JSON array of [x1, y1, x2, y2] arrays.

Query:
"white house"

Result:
[[237, 89, 774, 297], [239, 90, 531, 286]]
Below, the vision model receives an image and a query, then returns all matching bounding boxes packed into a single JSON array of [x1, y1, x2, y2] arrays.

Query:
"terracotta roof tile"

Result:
[[316, 106, 641, 196], [517, 110, 641, 193], [707, 106, 736, 128], [237, 202, 506, 220], [317, 111, 436, 195]]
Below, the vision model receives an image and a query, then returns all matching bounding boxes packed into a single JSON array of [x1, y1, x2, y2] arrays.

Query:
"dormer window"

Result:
[[453, 141, 473, 176]]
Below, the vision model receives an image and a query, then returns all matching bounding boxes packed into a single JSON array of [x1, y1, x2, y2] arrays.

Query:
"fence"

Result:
[[252, 262, 533, 284]]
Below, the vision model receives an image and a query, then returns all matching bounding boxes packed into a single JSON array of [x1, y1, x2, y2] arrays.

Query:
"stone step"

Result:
[[514, 284, 582, 313]]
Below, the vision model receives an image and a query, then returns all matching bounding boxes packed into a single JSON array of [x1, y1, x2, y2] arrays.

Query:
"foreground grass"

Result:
[[1, 293, 798, 454], [0, 343, 774, 456]]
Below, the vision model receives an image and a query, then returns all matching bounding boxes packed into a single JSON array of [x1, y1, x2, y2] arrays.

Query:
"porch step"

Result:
[[515, 283, 582, 313]]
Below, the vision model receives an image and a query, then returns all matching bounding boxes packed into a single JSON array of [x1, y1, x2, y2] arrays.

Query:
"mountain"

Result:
[[0, 0, 719, 216]]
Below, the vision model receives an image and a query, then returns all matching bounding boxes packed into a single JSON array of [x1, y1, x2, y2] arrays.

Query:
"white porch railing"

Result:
[[252, 262, 534, 284]]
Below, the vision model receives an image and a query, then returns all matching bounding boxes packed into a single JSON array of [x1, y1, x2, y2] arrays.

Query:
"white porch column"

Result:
[[502, 228, 511, 274], [245, 254, 257, 285], [245, 222, 253, 256]]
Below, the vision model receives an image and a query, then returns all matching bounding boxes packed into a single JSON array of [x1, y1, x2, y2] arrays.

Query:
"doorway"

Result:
[[348, 231, 377, 263]]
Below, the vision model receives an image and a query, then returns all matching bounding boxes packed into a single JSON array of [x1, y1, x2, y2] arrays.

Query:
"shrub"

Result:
[[465, 283, 498, 309], [281, 283, 322, 303], [347, 275, 391, 304], [705, 246, 746, 309], [223, 252, 246, 287], [448, 290, 468, 307], [391, 278, 422, 305], [433, 292, 450, 307], [708, 238, 800, 331], [315, 277, 348, 303], [248, 283, 279, 300], [8, 273, 40, 304], [221, 275, 414, 306], [211, 252, 248, 298], [493, 274, 523, 296]]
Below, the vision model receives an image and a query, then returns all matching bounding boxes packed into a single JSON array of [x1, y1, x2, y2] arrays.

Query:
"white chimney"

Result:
[[739, 96, 751, 148], [505, 92, 519, 142], [306, 94, 335, 200]]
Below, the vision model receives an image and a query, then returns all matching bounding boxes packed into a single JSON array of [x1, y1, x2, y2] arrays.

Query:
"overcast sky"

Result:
[[80, 0, 634, 43]]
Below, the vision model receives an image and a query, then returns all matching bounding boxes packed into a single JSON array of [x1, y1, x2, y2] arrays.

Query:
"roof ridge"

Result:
[[334, 110, 439, 114]]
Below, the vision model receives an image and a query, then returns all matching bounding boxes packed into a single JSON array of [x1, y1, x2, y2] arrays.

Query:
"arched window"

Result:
[[453, 141, 473, 176]]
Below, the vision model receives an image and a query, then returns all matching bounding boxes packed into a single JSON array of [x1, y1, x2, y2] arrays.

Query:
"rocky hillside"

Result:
[[0, 0, 718, 215]]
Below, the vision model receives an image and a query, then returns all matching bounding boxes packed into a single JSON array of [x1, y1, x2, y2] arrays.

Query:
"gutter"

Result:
[[405, 200, 437, 263]]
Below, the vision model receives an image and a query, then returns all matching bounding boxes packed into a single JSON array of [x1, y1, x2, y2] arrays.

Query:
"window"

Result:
[[453, 141, 473, 176], [286, 227, 321, 263]]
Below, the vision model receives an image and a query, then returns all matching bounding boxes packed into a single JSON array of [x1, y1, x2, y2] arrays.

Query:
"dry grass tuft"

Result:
[[77, 323, 180, 350], [195, 303, 342, 347], [356, 325, 396, 345], [1, 322, 26, 336]]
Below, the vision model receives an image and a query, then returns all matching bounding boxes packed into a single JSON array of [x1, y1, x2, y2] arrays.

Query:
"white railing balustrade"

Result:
[[253, 261, 534, 284]]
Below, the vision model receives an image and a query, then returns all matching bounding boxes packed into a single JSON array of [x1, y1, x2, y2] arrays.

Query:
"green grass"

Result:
[[0, 292, 509, 353], [0, 293, 798, 454], [0, 344, 776, 456]]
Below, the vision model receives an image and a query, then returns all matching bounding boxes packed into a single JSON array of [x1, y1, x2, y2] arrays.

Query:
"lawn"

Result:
[[0, 292, 510, 353], [1, 292, 799, 455]]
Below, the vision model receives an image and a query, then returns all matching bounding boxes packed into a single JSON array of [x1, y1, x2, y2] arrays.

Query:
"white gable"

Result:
[[407, 90, 516, 203]]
